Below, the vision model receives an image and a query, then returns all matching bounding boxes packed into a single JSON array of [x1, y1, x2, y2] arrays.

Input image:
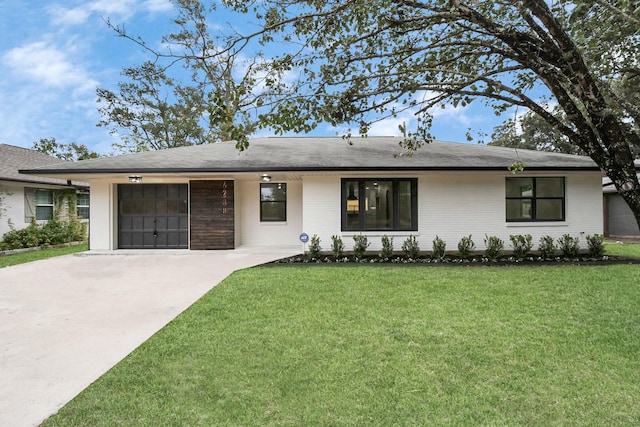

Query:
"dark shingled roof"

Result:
[[1, 144, 87, 187], [21, 137, 601, 176]]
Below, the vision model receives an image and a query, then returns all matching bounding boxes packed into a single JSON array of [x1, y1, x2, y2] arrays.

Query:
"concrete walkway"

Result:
[[0, 247, 299, 427]]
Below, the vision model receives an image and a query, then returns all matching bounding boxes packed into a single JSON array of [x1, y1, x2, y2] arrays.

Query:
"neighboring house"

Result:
[[22, 137, 604, 252], [603, 168, 640, 238], [0, 144, 89, 238]]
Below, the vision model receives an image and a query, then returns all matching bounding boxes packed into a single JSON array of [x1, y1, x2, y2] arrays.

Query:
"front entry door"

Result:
[[190, 180, 235, 249]]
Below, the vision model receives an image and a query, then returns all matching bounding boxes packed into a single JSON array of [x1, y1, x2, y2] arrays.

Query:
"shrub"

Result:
[[510, 234, 533, 259], [352, 234, 370, 259], [457, 234, 476, 258], [586, 234, 605, 258], [380, 235, 394, 259], [538, 235, 556, 259], [432, 235, 446, 260], [0, 217, 87, 251], [330, 235, 345, 258], [557, 234, 580, 258], [483, 235, 504, 260], [402, 235, 420, 259], [308, 234, 322, 259]]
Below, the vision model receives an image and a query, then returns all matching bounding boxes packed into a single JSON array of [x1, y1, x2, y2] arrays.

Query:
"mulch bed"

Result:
[[267, 254, 640, 267]]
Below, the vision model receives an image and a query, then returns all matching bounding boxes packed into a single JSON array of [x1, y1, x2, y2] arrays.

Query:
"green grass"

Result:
[[605, 241, 640, 258], [0, 243, 88, 268], [44, 260, 640, 426]]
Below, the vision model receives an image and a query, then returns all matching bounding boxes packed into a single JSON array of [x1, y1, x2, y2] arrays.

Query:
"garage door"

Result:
[[118, 184, 189, 249]]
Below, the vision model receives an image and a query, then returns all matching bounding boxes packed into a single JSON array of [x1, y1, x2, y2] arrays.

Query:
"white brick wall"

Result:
[[300, 171, 603, 253], [236, 180, 303, 247]]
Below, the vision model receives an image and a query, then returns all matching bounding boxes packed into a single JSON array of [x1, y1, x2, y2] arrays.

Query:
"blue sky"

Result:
[[0, 0, 513, 155]]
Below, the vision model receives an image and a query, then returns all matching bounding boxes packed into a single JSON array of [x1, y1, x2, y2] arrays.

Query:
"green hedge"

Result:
[[0, 218, 87, 250]]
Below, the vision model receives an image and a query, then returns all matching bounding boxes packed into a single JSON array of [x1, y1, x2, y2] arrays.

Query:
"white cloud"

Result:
[[2, 41, 97, 92], [48, 0, 173, 26]]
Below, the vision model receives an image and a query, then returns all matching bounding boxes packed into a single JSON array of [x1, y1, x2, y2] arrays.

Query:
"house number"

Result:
[[221, 181, 228, 214]]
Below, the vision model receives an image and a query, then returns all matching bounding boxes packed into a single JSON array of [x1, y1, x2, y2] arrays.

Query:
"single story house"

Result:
[[21, 137, 605, 252], [0, 144, 89, 238]]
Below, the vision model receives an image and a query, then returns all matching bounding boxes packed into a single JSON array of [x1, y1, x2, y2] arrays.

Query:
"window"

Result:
[[260, 183, 287, 222], [506, 177, 565, 221], [342, 178, 417, 231], [35, 189, 54, 220], [77, 192, 90, 219]]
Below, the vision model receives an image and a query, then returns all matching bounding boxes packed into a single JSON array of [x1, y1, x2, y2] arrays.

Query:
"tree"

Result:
[[32, 138, 100, 161], [98, 0, 281, 152], [489, 107, 584, 155], [97, 61, 216, 152], [219, 0, 640, 228]]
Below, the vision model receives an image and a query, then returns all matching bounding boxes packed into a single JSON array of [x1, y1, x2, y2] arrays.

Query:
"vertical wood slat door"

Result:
[[190, 180, 235, 250]]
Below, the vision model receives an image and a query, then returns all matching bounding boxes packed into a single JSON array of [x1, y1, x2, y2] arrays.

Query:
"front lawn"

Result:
[[44, 261, 640, 426], [0, 243, 88, 268]]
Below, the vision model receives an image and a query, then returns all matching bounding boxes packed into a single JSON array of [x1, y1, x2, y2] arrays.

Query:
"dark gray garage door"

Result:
[[118, 184, 189, 249]]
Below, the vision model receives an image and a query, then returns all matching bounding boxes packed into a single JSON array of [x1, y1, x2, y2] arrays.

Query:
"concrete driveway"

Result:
[[0, 247, 299, 427]]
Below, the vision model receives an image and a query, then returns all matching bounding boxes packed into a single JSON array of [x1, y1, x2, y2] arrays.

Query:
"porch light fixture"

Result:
[[128, 175, 143, 183], [261, 174, 272, 182]]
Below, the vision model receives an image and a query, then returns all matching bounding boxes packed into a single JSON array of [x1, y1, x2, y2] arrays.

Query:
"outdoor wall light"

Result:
[[261, 174, 272, 182], [128, 175, 143, 183]]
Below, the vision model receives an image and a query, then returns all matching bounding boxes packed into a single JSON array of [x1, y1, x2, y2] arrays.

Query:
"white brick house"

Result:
[[22, 137, 604, 252]]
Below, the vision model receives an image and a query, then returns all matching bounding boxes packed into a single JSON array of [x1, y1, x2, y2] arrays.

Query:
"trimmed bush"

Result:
[[380, 235, 394, 259], [586, 234, 605, 258], [457, 234, 476, 258], [538, 235, 556, 259], [510, 234, 533, 259], [402, 235, 420, 259], [308, 234, 322, 259], [432, 235, 446, 260], [352, 234, 370, 259], [331, 235, 345, 258], [557, 234, 580, 258], [484, 235, 504, 260]]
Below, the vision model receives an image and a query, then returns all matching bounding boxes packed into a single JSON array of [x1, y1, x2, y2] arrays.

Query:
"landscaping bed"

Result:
[[270, 253, 640, 266]]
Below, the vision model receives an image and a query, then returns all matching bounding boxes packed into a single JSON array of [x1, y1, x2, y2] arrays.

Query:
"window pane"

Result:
[[345, 180, 360, 230], [536, 199, 563, 220], [261, 202, 286, 221], [261, 183, 286, 202], [506, 199, 532, 220], [536, 178, 564, 197], [506, 178, 533, 197], [35, 190, 53, 205], [36, 206, 53, 220], [398, 181, 412, 229], [77, 193, 90, 205], [77, 207, 90, 219], [365, 181, 393, 229]]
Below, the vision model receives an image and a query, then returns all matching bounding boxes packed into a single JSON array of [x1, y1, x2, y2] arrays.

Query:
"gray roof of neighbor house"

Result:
[[1, 144, 88, 188], [21, 137, 601, 178]]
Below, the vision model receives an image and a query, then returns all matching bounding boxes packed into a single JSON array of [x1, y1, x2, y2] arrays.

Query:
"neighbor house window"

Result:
[[77, 192, 90, 219], [260, 183, 287, 222], [342, 178, 417, 231], [506, 177, 565, 221], [35, 189, 54, 220]]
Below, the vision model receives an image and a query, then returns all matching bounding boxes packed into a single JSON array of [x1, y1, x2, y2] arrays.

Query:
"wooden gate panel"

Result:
[[190, 180, 234, 250]]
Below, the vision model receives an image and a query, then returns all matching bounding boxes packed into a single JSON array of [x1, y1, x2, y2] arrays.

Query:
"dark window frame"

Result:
[[260, 182, 287, 222], [341, 178, 418, 231], [506, 177, 565, 222]]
